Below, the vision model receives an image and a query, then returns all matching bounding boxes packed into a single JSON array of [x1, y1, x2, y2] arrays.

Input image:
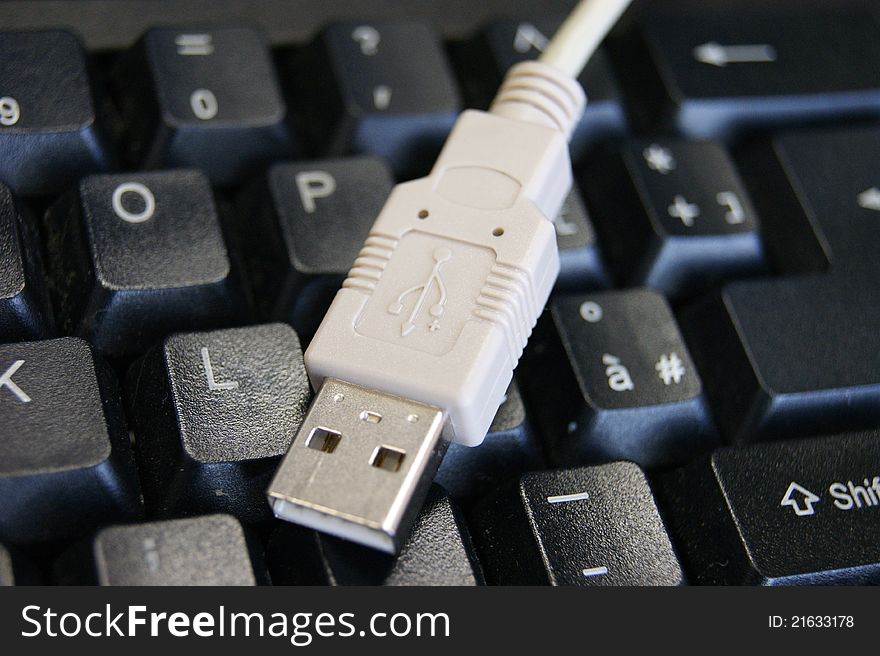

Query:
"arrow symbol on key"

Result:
[[693, 42, 777, 67]]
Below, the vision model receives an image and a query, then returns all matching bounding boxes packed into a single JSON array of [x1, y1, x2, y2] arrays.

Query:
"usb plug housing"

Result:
[[268, 378, 447, 553], [269, 61, 586, 552]]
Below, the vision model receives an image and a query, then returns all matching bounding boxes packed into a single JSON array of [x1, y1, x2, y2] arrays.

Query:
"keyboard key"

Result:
[[126, 324, 311, 523], [524, 289, 716, 469], [460, 18, 626, 157], [114, 27, 294, 185], [268, 486, 483, 585], [584, 139, 765, 298], [436, 380, 544, 505], [552, 187, 609, 291], [0, 338, 141, 544], [661, 432, 880, 585], [473, 462, 684, 585], [56, 515, 259, 585], [0, 30, 112, 195], [685, 127, 880, 443], [290, 21, 461, 176], [237, 157, 393, 337], [0, 183, 53, 341], [626, 8, 880, 138], [43, 170, 244, 358]]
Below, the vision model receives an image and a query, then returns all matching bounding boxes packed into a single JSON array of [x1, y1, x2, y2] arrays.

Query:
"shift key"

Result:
[[664, 431, 880, 585]]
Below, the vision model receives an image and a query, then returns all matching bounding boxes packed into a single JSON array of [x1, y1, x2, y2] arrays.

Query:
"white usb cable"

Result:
[[268, 0, 634, 553]]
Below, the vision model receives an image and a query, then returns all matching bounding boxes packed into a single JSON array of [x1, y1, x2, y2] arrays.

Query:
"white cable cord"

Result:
[[539, 0, 633, 77]]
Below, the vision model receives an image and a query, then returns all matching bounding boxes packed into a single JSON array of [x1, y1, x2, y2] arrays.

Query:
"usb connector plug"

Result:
[[268, 379, 446, 553], [269, 59, 586, 552]]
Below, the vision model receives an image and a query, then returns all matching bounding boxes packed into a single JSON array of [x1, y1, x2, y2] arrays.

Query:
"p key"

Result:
[[237, 156, 393, 337], [115, 27, 294, 185], [291, 22, 461, 176], [472, 462, 684, 586], [0, 30, 112, 195], [43, 170, 243, 358]]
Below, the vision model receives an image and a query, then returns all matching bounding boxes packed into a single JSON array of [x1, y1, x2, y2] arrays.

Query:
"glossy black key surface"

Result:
[[237, 156, 393, 337], [525, 289, 716, 469], [0, 30, 111, 196], [0, 338, 141, 544], [268, 486, 483, 585], [473, 462, 684, 586], [126, 324, 311, 522], [291, 21, 461, 176], [56, 514, 259, 585], [685, 127, 880, 443], [661, 431, 880, 585], [115, 27, 293, 185], [551, 187, 609, 291], [43, 170, 243, 358], [436, 380, 544, 505], [627, 8, 880, 138], [461, 18, 626, 157], [584, 139, 765, 298], [0, 184, 52, 341]]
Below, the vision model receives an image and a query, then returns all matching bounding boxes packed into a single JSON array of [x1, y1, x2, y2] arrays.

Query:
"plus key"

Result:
[[584, 139, 765, 298]]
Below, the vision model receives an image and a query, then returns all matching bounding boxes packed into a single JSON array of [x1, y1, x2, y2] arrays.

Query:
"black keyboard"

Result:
[[1, 0, 880, 586]]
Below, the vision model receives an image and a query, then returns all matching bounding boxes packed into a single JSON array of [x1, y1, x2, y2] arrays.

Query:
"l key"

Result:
[[126, 324, 311, 523]]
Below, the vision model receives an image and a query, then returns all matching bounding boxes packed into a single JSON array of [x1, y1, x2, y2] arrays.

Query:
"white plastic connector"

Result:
[[267, 0, 619, 549], [304, 63, 584, 447]]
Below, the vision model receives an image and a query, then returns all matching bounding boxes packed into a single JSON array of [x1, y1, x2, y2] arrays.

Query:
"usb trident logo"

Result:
[[388, 247, 451, 337]]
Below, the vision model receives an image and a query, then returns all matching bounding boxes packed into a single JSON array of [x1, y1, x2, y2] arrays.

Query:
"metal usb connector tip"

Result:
[[267, 378, 448, 554]]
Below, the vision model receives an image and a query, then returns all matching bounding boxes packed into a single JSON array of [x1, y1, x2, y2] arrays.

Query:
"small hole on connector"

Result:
[[493, 227, 505, 237], [305, 427, 341, 454], [360, 410, 382, 424], [418, 209, 429, 219], [370, 445, 406, 472]]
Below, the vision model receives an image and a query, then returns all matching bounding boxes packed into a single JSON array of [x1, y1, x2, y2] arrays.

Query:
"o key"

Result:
[[111, 182, 156, 223]]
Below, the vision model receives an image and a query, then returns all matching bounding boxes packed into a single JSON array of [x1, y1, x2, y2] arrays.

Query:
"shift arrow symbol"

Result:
[[694, 42, 777, 67], [781, 482, 820, 517]]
